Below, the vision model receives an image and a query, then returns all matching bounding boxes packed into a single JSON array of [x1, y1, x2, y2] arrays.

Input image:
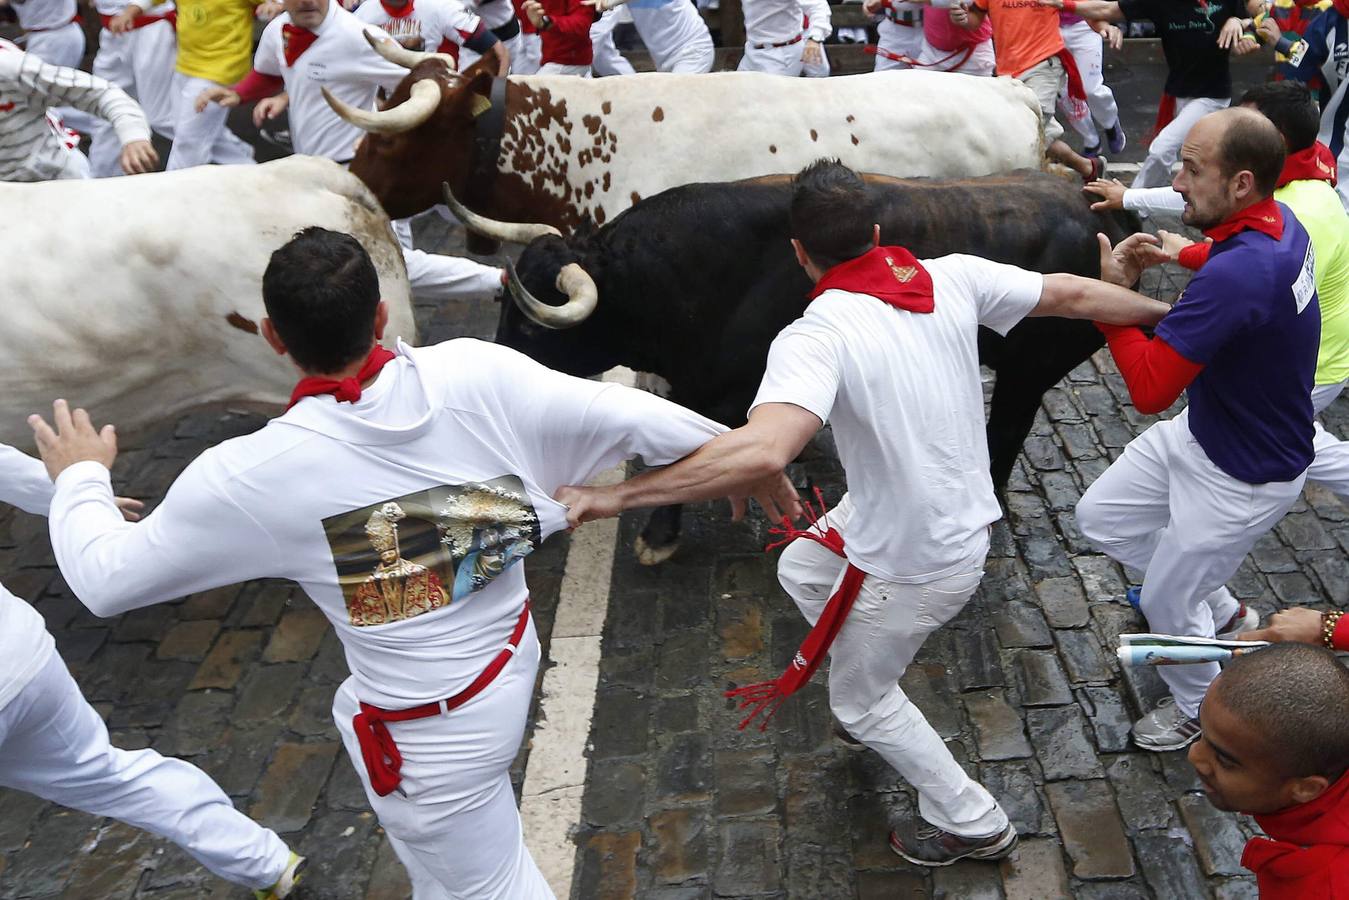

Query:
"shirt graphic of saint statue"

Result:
[[349, 501, 450, 627]]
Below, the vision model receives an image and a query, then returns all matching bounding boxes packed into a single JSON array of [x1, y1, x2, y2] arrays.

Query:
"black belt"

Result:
[[492, 17, 521, 41]]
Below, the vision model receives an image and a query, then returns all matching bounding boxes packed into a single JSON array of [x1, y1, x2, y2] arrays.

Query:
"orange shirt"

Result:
[[972, 0, 1064, 77]]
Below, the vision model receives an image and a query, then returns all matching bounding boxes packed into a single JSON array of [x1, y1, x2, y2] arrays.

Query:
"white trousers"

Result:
[[332, 618, 553, 900], [1307, 380, 1349, 496], [1136, 95, 1229, 188], [26, 23, 100, 135], [873, 19, 923, 70], [1075, 410, 1304, 716], [777, 494, 1009, 839], [514, 32, 542, 74], [654, 38, 715, 73], [392, 215, 505, 299], [590, 9, 636, 77], [536, 61, 592, 76], [916, 37, 995, 75], [24, 21, 83, 67], [1058, 20, 1119, 147], [54, 145, 92, 179], [738, 41, 803, 76], [0, 652, 289, 889], [165, 74, 257, 170], [89, 23, 178, 177]]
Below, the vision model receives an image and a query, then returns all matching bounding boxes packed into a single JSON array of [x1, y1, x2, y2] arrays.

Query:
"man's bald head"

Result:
[[1205, 107, 1287, 198], [1176, 108, 1286, 227]]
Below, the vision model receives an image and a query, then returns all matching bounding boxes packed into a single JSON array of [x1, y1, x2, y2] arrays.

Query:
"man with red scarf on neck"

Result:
[[1075, 108, 1322, 753], [26, 227, 742, 898], [556, 159, 1170, 866], [1187, 643, 1349, 898]]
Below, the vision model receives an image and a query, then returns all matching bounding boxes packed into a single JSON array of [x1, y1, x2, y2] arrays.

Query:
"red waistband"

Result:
[[28, 13, 82, 32], [353, 599, 532, 797], [752, 32, 803, 49], [100, 10, 176, 29]]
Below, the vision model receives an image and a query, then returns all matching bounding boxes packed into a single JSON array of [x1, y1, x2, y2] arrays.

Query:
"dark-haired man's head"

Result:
[[1239, 81, 1321, 153], [1188, 643, 1349, 815], [261, 227, 387, 375], [789, 159, 880, 281], [1174, 108, 1285, 229]]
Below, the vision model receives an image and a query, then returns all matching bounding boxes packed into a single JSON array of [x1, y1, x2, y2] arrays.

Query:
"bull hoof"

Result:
[[634, 534, 679, 566]]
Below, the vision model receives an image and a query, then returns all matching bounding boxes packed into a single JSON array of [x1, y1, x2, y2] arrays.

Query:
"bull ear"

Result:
[[451, 70, 495, 120]]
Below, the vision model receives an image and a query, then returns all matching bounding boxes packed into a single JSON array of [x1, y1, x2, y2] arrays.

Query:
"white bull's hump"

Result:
[[0, 157, 412, 447], [498, 70, 1044, 226]]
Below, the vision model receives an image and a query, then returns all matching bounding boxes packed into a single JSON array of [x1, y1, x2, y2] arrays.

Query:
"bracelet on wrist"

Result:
[[1061, 0, 1077, 11], [1325, 610, 1344, 650]]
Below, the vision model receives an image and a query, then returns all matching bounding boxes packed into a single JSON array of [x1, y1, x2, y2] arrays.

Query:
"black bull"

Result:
[[494, 171, 1141, 563]]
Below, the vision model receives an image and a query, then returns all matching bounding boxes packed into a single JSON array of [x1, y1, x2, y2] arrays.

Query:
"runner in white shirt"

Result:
[[555, 161, 1171, 867], [584, 0, 714, 73], [864, 0, 924, 70], [0, 444, 306, 900], [457, 0, 525, 69], [737, 0, 829, 75], [32, 226, 734, 899], [353, 0, 508, 74], [10, 0, 83, 68], [10, 0, 101, 134], [0, 38, 156, 180], [195, 0, 506, 300], [86, 0, 178, 177]]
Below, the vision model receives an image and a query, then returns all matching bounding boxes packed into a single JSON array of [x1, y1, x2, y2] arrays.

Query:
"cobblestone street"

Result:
[[0, 53, 1339, 900]]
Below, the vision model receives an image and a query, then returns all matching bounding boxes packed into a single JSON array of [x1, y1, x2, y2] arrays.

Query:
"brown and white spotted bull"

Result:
[[324, 40, 1048, 238]]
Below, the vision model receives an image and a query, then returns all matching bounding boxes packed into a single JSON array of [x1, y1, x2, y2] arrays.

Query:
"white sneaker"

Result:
[[1216, 604, 1259, 641], [1131, 698, 1202, 752]]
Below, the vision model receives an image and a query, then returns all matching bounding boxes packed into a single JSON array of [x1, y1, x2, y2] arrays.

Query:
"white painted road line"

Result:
[[520, 367, 637, 899]]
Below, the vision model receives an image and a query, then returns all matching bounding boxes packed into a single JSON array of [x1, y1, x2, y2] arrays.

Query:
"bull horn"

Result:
[[441, 182, 562, 244], [363, 28, 459, 72], [322, 79, 442, 135], [506, 259, 598, 329]]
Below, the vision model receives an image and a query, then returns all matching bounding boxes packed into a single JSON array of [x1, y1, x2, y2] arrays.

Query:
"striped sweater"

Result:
[[0, 37, 150, 181]]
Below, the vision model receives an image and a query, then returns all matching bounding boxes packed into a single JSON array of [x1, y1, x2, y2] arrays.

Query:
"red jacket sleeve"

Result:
[[1096, 324, 1204, 415], [233, 70, 284, 103]]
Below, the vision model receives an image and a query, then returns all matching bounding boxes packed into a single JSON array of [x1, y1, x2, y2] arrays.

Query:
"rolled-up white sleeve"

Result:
[[0, 444, 54, 516], [49, 458, 282, 618], [1123, 186, 1186, 218]]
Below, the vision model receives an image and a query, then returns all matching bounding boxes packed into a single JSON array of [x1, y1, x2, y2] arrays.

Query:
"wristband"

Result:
[[1061, 0, 1077, 11], [1275, 35, 1308, 65], [1326, 611, 1345, 650], [539, 13, 553, 29]]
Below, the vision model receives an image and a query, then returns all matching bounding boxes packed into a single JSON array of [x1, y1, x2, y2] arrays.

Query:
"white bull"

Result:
[[334, 64, 1047, 230], [0, 156, 415, 446]]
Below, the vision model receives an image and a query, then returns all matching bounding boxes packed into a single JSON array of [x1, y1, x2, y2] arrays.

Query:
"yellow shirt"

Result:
[[1277, 178, 1349, 385], [154, 0, 264, 85]]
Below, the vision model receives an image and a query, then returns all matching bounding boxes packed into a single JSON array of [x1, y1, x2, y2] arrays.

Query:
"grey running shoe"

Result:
[[888, 819, 1018, 867], [1131, 698, 1202, 751]]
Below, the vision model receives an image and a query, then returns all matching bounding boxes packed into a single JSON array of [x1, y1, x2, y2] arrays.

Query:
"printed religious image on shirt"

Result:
[[322, 476, 541, 627]]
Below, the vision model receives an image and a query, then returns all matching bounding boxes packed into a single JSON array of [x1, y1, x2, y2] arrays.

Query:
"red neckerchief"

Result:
[[1277, 142, 1339, 189], [282, 23, 320, 66], [379, 0, 415, 18], [808, 245, 935, 313], [1242, 772, 1349, 899], [287, 346, 396, 410], [1055, 49, 1088, 117], [1202, 195, 1284, 244]]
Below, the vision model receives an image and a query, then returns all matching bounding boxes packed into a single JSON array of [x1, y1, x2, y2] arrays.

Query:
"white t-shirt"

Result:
[[50, 340, 724, 708], [0, 444, 56, 713], [12, 0, 77, 33], [626, 0, 712, 68], [751, 254, 1042, 583], [254, 3, 407, 161], [353, 0, 483, 56]]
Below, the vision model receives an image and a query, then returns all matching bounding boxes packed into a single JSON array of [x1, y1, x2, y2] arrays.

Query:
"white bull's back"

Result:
[[0, 156, 413, 447], [501, 70, 1044, 225]]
